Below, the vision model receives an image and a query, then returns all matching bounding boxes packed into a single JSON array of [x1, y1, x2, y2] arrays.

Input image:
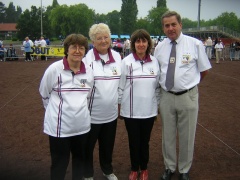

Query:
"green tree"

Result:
[[157, 0, 167, 7], [215, 12, 240, 32], [16, 9, 33, 40], [147, 7, 168, 36], [135, 18, 151, 33], [16, 6, 22, 21], [94, 13, 108, 24], [106, 10, 121, 35], [49, 5, 70, 37], [182, 18, 197, 29], [0, 2, 6, 23], [121, 0, 138, 35], [49, 4, 95, 37], [5, 2, 22, 23], [52, 0, 59, 7], [16, 6, 50, 40]]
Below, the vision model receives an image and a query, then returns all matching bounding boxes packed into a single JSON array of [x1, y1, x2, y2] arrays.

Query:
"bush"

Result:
[[12, 37, 18, 41]]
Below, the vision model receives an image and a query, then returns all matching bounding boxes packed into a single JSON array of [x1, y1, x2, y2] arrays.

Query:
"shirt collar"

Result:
[[63, 56, 86, 74], [133, 52, 152, 63], [93, 47, 115, 64], [167, 32, 183, 44]]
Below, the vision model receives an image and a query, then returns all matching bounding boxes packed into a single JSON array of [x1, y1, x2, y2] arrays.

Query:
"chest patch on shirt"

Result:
[[181, 53, 191, 64]]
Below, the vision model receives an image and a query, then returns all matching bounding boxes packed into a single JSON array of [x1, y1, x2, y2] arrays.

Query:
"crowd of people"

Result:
[[0, 36, 51, 62], [39, 10, 212, 180], [229, 41, 240, 61], [202, 36, 240, 63], [22, 36, 48, 61]]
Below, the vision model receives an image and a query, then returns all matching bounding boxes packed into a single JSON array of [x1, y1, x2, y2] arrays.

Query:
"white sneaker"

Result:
[[83, 177, 94, 180], [103, 173, 118, 180]]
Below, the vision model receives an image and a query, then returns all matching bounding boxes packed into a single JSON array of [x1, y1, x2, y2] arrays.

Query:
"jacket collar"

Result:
[[63, 56, 86, 74]]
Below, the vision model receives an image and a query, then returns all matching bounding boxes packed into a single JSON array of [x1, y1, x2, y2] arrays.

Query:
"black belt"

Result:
[[168, 86, 195, 96]]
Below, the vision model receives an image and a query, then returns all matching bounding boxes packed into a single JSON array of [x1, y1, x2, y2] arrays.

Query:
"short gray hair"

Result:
[[89, 23, 111, 41]]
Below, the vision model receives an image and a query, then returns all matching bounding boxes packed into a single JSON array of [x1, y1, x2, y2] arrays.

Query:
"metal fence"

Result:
[[1, 45, 65, 61], [1, 44, 240, 62]]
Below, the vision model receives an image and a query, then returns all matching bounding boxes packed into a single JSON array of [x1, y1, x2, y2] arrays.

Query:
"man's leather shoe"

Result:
[[179, 173, 189, 180], [161, 169, 174, 180]]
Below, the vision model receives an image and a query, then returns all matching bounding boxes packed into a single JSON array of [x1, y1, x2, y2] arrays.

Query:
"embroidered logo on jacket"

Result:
[[80, 79, 86, 87], [149, 68, 154, 75], [112, 67, 118, 75]]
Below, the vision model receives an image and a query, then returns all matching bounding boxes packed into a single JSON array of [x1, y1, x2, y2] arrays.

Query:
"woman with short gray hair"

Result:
[[83, 23, 121, 180]]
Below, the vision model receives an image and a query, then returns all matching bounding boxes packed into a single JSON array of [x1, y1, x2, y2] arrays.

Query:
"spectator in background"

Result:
[[113, 38, 123, 58], [23, 37, 32, 62], [6, 44, 18, 61], [229, 42, 235, 61], [23, 36, 34, 61], [123, 38, 131, 57], [45, 38, 50, 46], [29, 38, 34, 47], [205, 37, 213, 59], [214, 40, 224, 64], [34, 38, 40, 60], [151, 37, 155, 55], [34, 38, 40, 47], [235, 41, 240, 60], [29, 38, 34, 60], [212, 38, 218, 59], [40, 36, 47, 60], [0, 44, 5, 61], [219, 40, 225, 60], [88, 43, 94, 50]]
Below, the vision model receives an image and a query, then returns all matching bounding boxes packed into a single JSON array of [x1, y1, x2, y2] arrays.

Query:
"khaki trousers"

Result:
[[159, 86, 198, 173]]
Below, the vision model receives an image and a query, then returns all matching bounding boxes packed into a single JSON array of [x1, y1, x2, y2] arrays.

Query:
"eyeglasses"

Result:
[[69, 45, 85, 52], [96, 36, 109, 42]]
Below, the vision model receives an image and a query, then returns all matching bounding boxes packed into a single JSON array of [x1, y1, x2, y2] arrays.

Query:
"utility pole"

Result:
[[41, 0, 43, 36], [197, 0, 201, 29]]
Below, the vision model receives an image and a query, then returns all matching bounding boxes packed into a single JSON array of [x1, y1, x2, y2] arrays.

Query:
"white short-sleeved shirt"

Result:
[[154, 33, 212, 92], [215, 43, 224, 51], [39, 57, 94, 137], [118, 53, 160, 119], [84, 48, 122, 124]]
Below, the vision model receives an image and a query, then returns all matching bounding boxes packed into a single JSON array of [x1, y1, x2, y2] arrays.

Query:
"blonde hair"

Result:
[[89, 23, 111, 41]]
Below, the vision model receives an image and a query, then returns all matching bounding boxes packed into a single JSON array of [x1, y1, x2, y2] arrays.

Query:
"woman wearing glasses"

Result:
[[39, 34, 94, 180], [83, 23, 121, 180]]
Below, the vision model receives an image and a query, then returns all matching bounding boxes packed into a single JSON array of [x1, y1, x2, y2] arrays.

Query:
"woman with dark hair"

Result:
[[39, 34, 94, 180], [118, 29, 160, 180]]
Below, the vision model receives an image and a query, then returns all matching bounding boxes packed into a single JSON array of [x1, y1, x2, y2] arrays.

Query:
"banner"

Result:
[[30, 46, 64, 57]]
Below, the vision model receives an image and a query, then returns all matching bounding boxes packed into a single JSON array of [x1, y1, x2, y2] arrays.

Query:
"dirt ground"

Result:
[[0, 57, 240, 180]]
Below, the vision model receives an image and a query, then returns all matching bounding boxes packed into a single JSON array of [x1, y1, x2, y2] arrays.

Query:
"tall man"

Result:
[[154, 11, 211, 180]]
